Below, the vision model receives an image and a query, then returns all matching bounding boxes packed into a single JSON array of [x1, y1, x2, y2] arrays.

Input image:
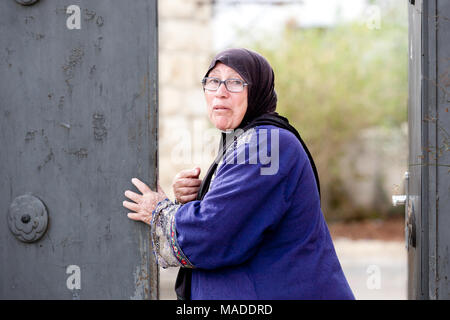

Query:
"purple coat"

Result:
[[172, 125, 355, 300]]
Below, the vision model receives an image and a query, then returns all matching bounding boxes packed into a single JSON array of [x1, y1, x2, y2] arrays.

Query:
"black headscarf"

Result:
[[175, 48, 321, 300], [204, 48, 278, 127]]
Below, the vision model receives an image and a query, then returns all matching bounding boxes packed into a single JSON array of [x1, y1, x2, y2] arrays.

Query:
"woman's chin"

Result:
[[212, 118, 233, 131]]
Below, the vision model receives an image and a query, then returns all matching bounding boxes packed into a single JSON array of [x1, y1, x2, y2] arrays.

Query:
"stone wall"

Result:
[[158, 0, 216, 201]]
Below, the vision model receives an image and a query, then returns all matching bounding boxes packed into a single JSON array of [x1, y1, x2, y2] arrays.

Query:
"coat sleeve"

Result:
[[173, 126, 307, 270]]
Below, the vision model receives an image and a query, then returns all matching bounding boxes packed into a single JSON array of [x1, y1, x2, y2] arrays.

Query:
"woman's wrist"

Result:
[[152, 197, 171, 215]]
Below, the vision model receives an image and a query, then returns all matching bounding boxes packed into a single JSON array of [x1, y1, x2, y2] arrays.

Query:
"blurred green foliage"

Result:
[[245, 4, 408, 221]]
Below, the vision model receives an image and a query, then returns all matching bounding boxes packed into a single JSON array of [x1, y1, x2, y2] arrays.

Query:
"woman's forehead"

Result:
[[209, 62, 242, 79]]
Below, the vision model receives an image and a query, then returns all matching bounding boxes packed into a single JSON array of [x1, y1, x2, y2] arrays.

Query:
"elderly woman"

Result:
[[123, 48, 354, 300]]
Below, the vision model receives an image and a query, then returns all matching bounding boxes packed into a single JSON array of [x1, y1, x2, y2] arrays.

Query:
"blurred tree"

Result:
[[245, 3, 408, 221]]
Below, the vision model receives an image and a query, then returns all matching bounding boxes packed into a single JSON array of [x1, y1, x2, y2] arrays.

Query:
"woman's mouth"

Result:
[[213, 105, 230, 111]]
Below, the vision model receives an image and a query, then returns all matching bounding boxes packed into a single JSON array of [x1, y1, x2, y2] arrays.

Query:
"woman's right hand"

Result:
[[172, 167, 202, 204]]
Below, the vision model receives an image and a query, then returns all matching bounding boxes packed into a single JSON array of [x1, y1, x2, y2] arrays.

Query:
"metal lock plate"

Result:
[[7, 194, 48, 243], [405, 198, 417, 249], [406, 200, 416, 248]]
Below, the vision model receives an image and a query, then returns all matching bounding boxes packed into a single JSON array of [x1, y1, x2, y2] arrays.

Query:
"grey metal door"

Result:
[[0, 0, 159, 299], [407, 0, 450, 299]]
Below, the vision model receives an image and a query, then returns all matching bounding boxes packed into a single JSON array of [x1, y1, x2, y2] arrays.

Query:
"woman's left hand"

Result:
[[123, 178, 167, 226]]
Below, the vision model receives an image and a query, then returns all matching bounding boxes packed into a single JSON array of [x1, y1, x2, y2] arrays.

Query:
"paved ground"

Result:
[[159, 267, 180, 300], [333, 238, 407, 300], [159, 238, 407, 300]]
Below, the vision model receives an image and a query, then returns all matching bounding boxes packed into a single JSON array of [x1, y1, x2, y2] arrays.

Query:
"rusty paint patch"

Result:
[[139, 75, 147, 97], [62, 47, 84, 76], [81, 8, 104, 27], [26, 31, 45, 40], [5, 48, 14, 68], [25, 130, 37, 142], [66, 148, 88, 159], [84, 8, 96, 21], [58, 96, 65, 109], [89, 65, 96, 79], [96, 16, 104, 27], [24, 16, 34, 24], [93, 113, 107, 141], [37, 150, 54, 171], [62, 46, 84, 94], [94, 36, 103, 52]]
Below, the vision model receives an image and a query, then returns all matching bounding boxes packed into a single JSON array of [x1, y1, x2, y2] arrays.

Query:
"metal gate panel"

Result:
[[408, 0, 450, 299], [0, 0, 158, 299], [407, 0, 423, 299], [429, 0, 450, 300]]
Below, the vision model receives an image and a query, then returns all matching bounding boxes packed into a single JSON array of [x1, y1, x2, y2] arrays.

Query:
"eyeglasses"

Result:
[[202, 77, 248, 93]]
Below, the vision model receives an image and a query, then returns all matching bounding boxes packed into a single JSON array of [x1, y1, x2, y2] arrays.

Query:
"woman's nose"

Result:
[[214, 82, 229, 97]]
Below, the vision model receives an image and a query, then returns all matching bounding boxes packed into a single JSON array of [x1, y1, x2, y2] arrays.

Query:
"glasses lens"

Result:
[[225, 79, 244, 92], [203, 78, 220, 90]]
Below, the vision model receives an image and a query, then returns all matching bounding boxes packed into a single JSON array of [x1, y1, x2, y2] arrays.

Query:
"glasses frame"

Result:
[[202, 77, 248, 93]]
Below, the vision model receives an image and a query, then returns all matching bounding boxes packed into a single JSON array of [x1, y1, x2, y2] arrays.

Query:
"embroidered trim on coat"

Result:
[[170, 212, 195, 268], [150, 198, 195, 269]]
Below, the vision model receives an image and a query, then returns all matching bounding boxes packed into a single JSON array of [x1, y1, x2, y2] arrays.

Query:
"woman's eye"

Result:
[[228, 80, 242, 85], [208, 78, 220, 85]]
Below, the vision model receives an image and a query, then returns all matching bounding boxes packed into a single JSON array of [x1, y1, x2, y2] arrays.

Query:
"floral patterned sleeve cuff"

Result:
[[150, 198, 195, 269]]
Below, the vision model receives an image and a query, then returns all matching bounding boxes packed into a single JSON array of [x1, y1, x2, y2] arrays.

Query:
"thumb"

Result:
[[193, 167, 201, 176]]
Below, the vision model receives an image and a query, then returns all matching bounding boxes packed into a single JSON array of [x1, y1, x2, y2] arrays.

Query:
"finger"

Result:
[[131, 178, 151, 194], [124, 190, 142, 203], [178, 167, 201, 179], [127, 212, 152, 225], [179, 194, 198, 203], [172, 169, 200, 185], [127, 212, 142, 221], [174, 178, 202, 188], [176, 186, 200, 196], [123, 200, 140, 212], [180, 194, 198, 202]]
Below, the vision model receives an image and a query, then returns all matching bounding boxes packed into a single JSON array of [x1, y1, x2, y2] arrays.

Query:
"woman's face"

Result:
[[204, 63, 248, 131]]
